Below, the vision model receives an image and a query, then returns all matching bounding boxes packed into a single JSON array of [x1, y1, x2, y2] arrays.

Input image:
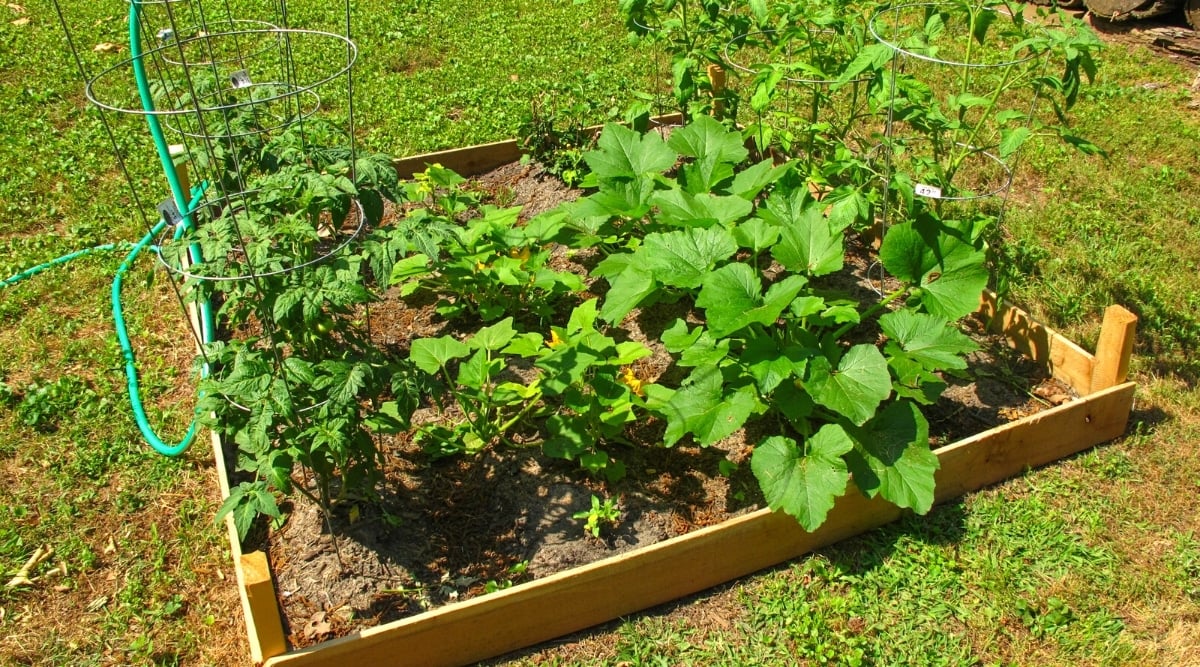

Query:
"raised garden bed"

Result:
[[205, 133, 1138, 667]]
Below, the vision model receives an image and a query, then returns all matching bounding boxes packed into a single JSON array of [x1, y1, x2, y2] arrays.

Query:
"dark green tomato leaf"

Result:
[[641, 227, 739, 289], [584, 122, 677, 180], [657, 366, 760, 447], [833, 43, 892, 89], [806, 344, 891, 426], [998, 126, 1032, 159], [846, 400, 938, 513], [697, 263, 807, 338], [971, 8, 998, 45], [282, 357, 317, 387], [409, 335, 471, 375], [316, 360, 371, 405], [651, 189, 754, 229], [751, 427, 852, 530], [879, 310, 978, 371], [878, 219, 988, 320]]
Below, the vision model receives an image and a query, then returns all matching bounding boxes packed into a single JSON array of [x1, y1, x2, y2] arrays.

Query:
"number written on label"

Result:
[[914, 183, 942, 199]]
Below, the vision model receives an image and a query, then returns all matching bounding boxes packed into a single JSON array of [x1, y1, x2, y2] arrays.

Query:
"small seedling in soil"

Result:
[[574, 495, 622, 539]]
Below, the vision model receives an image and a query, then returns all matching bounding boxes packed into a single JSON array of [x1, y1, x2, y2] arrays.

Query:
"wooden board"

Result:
[[391, 114, 684, 180], [265, 382, 1135, 667], [976, 292, 1096, 393]]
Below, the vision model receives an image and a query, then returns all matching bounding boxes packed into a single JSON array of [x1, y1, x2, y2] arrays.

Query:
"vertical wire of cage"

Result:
[[52, 0, 362, 449], [868, 2, 1050, 242], [723, 14, 875, 171]]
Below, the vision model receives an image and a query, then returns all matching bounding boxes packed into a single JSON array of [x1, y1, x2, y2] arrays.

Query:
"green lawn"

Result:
[[2, 1, 1199, 665]]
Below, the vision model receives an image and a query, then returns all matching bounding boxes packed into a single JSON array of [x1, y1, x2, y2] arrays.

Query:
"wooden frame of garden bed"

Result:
[[212, 133, 1138, 666]]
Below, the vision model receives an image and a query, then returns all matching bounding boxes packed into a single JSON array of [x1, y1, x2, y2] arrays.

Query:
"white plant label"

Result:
[[230, 70, 253, 89], [915, 183, 942, 199], [157, 198, 183, 226]]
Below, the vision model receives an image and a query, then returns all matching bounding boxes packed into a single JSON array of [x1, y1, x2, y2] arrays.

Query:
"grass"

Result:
[[2, 0, 1199, 665]]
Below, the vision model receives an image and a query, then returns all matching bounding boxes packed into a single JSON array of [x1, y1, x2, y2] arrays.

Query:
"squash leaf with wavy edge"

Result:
[[583, 122, 677, 181], [409, 336, 470, 376], [762, 187, 846, 277], [667, 114, 749, 193], [879, 218, 988, 320], [805, 344, 892, 426], [879, 310, 978, 371], [641, 227, 739, 289], [644, 366, 761, 447], [661, 319, 730, 368], [650, 189, 754, 229], [751, 427, 853, 531], [740, 333, 811, 394], [846, 400, 938, 513], [696, 263, 808, 338]]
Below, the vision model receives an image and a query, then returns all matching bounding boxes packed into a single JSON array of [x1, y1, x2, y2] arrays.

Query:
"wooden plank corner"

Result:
[[1090, 305, 1138, 394]]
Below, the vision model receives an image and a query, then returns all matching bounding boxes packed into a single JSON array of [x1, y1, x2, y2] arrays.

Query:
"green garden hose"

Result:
[[1, 243, 134, 288], [2, 182, 209, 457]]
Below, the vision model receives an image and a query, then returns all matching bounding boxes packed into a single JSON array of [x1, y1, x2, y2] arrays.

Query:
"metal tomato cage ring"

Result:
[[85, 27, 356, 121], [867, 2, 1044, 70]]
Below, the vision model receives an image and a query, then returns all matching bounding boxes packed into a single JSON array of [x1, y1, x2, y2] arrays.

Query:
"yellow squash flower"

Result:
[[620, 367, 644, 397]]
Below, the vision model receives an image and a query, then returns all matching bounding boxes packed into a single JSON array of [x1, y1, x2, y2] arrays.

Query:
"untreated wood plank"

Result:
[[391, 113, 685, 180], [393, 140, 522, 181], [933, 382, 1135, 501], [977, 292, 1095, 393], [264, 382, 1135, 667], [1091, 305, 1138, 393], [242, 550, 288, 661]]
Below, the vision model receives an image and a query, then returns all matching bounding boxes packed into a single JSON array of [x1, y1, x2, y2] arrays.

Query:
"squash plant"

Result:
[[564, 116, 987, 529]]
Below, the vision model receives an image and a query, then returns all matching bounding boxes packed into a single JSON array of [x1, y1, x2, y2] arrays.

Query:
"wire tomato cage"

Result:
[[864, 1, 1050, 295], [50, 0, 364, 454]]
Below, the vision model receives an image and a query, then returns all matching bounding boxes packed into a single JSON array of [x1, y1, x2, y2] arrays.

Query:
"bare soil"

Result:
[[255, 161, 1076, 649]]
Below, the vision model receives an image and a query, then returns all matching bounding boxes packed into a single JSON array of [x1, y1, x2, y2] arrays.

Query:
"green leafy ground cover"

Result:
[[1, 1, 1198, 665]]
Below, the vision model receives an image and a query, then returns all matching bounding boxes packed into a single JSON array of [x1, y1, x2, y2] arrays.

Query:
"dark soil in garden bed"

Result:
[[255, 161, 1076, 649]]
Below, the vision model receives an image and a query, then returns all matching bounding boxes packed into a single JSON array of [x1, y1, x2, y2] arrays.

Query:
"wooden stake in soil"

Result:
[[1090, 305, 1138, 394], [242, 551, 288, 659], [708, 64, 727, 120]]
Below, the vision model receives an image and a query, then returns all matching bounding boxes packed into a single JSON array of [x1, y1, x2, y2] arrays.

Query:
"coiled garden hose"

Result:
[[1, 183, 211, 457]]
